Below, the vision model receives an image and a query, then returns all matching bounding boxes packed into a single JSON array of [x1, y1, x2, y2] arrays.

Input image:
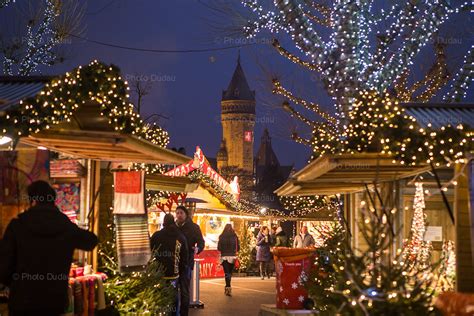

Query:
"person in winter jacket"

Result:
[[0, 180, 98, 316], [150, 213, 188, 316], [273, 226, 289, 247], [217, 223, 240, 296], [256, 226, 272, 279], [293, 225, 316, 248], [175, 205, 205, 316]]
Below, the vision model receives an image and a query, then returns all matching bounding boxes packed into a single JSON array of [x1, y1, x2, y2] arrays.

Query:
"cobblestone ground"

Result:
[[190, 276, 275, 316]]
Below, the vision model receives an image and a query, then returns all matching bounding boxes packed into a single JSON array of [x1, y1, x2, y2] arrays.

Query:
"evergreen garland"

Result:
[[0, 60, 169, 148]]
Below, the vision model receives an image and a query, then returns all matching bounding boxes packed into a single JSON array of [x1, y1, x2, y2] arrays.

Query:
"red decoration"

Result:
[[195, 250, 225, 279], [164, 146, 234, 195], [273, 248, 316, 309], [115, 171, 141, 193]]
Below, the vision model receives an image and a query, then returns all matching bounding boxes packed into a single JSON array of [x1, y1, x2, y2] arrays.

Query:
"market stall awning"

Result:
[[146, 174, 199, 192], [8, 99, 190, 164], [20, 129, 190, 164], [275, 153, 429, 196]]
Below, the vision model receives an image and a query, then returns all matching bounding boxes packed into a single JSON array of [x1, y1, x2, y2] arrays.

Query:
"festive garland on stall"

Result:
[[279, 195, 338, 217], [302, 90, 473, 166], [187, 169, 263, 215], [0, 60, 169, 148]]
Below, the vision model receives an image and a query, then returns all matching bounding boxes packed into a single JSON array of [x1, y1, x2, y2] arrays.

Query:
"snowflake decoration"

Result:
[[283, 298, 290, 305], [298, 295, 305, 302], [291, 282, 298, 289]]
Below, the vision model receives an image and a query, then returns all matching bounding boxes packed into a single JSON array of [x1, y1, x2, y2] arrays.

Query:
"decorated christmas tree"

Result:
[[237, 226, 256, 272], [435, 240, 456, 293], [403, 182, 433, 271]]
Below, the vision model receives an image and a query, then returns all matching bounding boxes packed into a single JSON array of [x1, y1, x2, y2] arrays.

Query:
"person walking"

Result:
[[293, 225, 316, 248], [175, 205, 205, 316], [274, 226, 289, 247], [0, 180, 98, 316], [217, 224, 240, 296], [256, 226, 272, 280], [150, 213, 188, 316]]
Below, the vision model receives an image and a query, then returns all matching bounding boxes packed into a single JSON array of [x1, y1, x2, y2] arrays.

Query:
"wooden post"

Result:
[[91, 160, 101, 271], [454, 162, 474, 292]]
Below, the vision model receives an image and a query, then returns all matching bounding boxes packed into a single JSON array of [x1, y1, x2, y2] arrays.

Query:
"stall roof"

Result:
[[0, 76, 50, 111], [402, 102, 474, 128], [21, 129, 190, 164], [275, 153, 429, 196], [146, 174, 199, 192]]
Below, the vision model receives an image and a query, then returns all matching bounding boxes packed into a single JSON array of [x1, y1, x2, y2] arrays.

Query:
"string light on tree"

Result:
[[403, 182, 432, 269], [240, 0, 473, 166]]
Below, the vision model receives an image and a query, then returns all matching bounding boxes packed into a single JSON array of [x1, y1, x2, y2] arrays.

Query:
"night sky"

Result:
[[3, 0, 473, 169]]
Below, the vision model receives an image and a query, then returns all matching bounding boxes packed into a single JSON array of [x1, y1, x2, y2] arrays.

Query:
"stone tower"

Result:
[[217, 54, 256, 172]]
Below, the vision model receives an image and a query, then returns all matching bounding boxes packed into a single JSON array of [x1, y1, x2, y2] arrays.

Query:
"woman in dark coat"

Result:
[[256, 226, 272, 279], [217, 224, 240, 296]]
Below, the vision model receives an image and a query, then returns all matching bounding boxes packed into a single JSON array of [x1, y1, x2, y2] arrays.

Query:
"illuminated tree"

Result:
[[240, 1, 473, 212], [242, 0, 472, 126], [403, 182, 432, 270], [0, 0, 84, 75]]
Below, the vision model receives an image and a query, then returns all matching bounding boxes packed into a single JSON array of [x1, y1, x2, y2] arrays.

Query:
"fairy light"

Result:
[[240, 0, 473, 165], [403, 182, 432, 269], [0, 60, 170, 149]]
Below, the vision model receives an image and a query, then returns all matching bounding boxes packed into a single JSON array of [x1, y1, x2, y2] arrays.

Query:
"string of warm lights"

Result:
[[0, 60, 169, 148], [272, 39, 320, 72], [305, 91, 472, 165], [272, 79, 337, 125], [395, 41, 450, 102]]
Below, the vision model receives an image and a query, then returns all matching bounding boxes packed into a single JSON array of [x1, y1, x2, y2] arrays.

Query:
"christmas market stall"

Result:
[[146, 146, 267, 278], [0, 61, 189, 315], [272, 98, 474, 314]]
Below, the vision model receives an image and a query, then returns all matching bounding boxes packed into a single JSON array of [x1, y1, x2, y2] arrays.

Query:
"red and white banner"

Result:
[[113, 170, 145, 214], [164, 146, 240, 201]]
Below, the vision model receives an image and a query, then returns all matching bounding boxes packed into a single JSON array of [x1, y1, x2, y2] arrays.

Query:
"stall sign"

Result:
[[164, 146, 240, 200], [424, 226, 443, 242], [195, 250, 225, 278]]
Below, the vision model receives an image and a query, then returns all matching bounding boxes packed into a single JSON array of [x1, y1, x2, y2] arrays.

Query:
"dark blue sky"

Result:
[[49, 0, 312, 168], [4, 1, 473, 168]]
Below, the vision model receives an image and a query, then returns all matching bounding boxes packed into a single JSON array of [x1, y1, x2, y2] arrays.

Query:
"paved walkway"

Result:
[[190, 276, 275, 316]]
